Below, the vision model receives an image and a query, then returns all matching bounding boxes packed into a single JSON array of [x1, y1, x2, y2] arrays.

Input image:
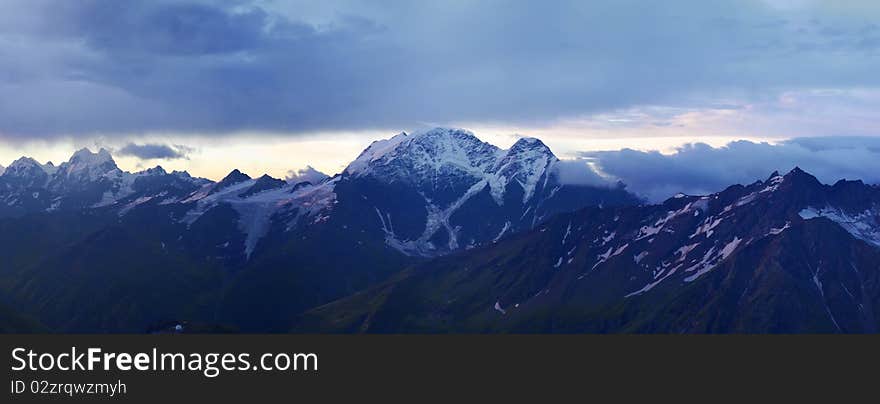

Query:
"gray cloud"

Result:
[[585, 136, 880, 202], [1, 0, 880, 138], [116, 143, 193, 160]]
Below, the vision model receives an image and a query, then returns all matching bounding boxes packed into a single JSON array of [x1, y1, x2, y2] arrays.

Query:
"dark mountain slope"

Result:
[[297, 169, 880, 333]]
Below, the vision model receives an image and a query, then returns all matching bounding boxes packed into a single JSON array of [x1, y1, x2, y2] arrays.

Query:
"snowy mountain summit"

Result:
[[55, 148, 118, 182], [3, 157, 52, 188], [347, 128, 502, 179], [346, 128, 558, 205], [340, 127, 636, 255]]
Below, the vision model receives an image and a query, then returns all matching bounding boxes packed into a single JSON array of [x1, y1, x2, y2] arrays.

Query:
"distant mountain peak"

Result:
[[410, 127, 468, 137], [142, 166, 167, 176], [56, 147, 120, 182], [206, 169, 252, 195], [344, 127, 503, 193], [2, 156, 51, 187], [3, 157, 55, 178], [345, 132, 411, 174], [510, 136, 551, 151], [493, 137, 558, 203], [405, 128, 493, 153], [69, 147, 114, 165], [781, 166, 822, 188], [345, 127, 572, 208], [6, 156, 44, 171], [501, 137, 556, 161], [239, 174, 286, 198], [219, 169, 251, 185], [785, 166, 812, 179]]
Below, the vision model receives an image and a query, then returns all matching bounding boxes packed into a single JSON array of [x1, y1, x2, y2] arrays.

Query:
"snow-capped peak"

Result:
[[493, 137, 558, 203], [2, 157, 52, 187], [5, 157, 46, 175], [219, 169, 251, 186], [70, 147, 114, 165], [345, 128, 502, 178], [345, 132, 410, 174], [170, 170, 210, 186], [495, 137, 556, 170], [0, 164, 4, 176], [344, 127, 565, 206], [509, 137, 552, 154], [202, 169, 252, 196], [141, 166, 168, 176], [56, 148, 120, 181]]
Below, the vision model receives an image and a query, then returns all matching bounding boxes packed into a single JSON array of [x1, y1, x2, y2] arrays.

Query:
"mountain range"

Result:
[[2, 128, 879, 333], [297, 168, 880, 333], [0, 128, 637, 332]]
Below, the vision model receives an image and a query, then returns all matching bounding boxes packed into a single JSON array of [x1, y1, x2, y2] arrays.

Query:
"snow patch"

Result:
[[493, 221, 511, 243], [683, 237, 742, 282], [768, 222, 791, 236], [182, 178, 338, 259], [493, 301, 507, 315], [601, 231, 616, 244], [799, 206, 880, 247], [675, 243, 700, 263], [561, 221, 572, 245]]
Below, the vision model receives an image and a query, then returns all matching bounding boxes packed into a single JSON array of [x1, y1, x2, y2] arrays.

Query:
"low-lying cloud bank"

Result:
[[285, 166, 329, 185], [553, 159, 612, 187], [576, 136, 880, 202]]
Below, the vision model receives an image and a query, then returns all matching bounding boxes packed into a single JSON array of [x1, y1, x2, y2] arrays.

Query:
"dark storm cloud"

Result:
[[71, 2, 270, 56], [116, 143, 193, 160], [584, 137, 880, 202], [1, 0, 880, 138]]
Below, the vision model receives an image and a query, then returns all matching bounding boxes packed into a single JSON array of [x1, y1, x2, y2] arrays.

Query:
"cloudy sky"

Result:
[[1, 0, 880, 199]]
